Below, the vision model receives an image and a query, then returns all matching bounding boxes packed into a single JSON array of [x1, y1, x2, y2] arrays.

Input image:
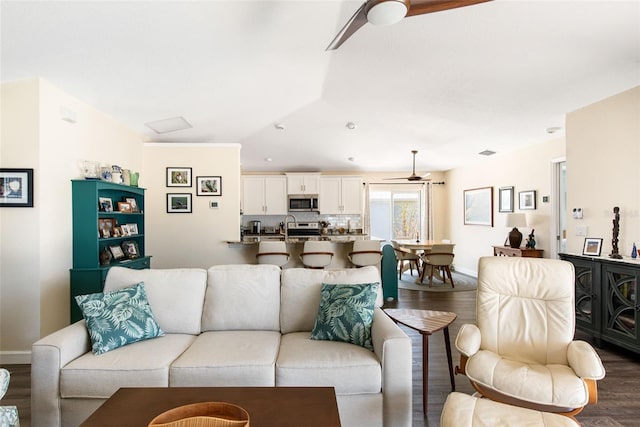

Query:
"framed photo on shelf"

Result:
[[120, 224, 131, 236], [121, 240, 140, 259], [167, 193, 192, 213], [117, 201, 132, 213], [583, 238, 603, 256], [125, 223, 139, 235], [464, 187, 493, 226], [109, 245, 126, 260], [0, 168, 34, 207], [166, 167, 192, 187], [98, 218, 116, 238], [196, 176, 222, 196], [123, 197, 139, 212], [498, 186, 514, 213], [519, 190, 537, 210], [99, 197, 113, 212]]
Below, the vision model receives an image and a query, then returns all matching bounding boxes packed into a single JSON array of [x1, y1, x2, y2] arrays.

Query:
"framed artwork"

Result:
[[197, 176, 222, 196], [126, 223, 139, 235], [519, 190, 537, 210], [99, 197, 113, 212], [120, 224, 131, 236], [98, 218, 116, 238], [464, 187, 493, 226], [498, 186, 514, 213], [109, 245, 126, 260], [117, 201, 132, 213], [124, 197, 139, 212], [166, 167, 192, 187], [167, 193, 192, 213], [120, 240, 140, 259], [583, 238, 603, 256], [0, 168, 34, 207]]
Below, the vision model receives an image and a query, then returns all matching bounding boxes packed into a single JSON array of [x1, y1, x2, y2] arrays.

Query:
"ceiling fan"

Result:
[[386, 150, 431, 181], [327, 0, 492, 50]]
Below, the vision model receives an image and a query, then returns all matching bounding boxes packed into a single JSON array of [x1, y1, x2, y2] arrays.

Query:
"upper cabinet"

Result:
[[242, 175, 287, 215], [319, 176, 363, 215], [286, 173, 320, 195]]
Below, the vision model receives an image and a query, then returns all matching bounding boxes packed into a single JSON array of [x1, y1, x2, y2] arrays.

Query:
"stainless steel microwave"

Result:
[[288, 195, 319, 212]]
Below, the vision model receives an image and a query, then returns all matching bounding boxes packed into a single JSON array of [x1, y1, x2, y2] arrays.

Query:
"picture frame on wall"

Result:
[[166, 167, 192, 187], [0, 168, 34, 207], [464, 187, 494, 226], [167, 193, 192, 213], [498, 186, 514, 213], [519, 190, 537, 210], [583, 238, 603, 256], [196, 176, 222, 196]]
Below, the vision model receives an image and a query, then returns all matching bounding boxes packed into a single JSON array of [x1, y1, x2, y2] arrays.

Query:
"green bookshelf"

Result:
[[70, 180, 152, 322]]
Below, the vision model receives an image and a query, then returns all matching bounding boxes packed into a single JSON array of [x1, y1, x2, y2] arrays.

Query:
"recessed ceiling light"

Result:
[[265, 157, 273, 162], [145, 116, 192, 134], [346, 122, 357, 130], [274, 123, 285, 130], [479, 150, 496, 156]]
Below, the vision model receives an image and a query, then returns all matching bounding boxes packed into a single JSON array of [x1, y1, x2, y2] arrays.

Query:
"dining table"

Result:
[[392, 240, 455, 284]]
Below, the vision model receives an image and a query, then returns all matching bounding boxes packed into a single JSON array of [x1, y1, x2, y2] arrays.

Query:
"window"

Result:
[[369, 185, 425, 241]]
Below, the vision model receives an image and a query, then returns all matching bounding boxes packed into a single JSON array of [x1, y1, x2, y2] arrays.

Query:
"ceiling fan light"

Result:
[[366, 1, 408, 26]]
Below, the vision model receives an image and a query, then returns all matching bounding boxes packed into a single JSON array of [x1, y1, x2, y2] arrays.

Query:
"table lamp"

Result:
[[506, 213, 527, 248]]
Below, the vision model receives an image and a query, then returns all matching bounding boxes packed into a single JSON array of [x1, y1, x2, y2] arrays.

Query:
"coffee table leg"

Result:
[[422, 333, 428, 414], [444, 326, 455, 392]]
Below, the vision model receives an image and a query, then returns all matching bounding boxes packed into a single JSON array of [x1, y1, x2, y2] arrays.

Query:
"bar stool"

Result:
[[256, 241, 290, 267], [300, 240, 334, 269], [348, 240, 382, 268]]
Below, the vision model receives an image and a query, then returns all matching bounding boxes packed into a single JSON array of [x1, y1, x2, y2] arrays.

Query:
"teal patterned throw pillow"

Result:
[[75, 283, 164, 355], [310, 282, 380, 351]]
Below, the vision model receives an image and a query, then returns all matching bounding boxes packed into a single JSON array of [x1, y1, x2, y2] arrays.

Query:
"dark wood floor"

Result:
[[3, 285, 640, 427]]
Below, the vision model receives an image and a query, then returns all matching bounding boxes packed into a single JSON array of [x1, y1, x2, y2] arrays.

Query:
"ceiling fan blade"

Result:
[[406, 0, 492, 17], [326, 3, 368, 51]]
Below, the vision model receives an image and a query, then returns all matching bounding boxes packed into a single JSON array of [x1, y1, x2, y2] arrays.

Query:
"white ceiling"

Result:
[[2, 1, 639, 174]]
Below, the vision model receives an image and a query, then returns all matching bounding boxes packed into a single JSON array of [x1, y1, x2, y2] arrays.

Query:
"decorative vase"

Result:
[[130, 172, 140, 187], [122, 169, 131, 186], [632, 243, 637, 259], [508, 227, 523, 248]]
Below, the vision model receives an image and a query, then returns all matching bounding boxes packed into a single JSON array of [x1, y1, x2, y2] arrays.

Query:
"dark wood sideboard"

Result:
[[493, 245, 543, 258], [560, 253, 639, 354]]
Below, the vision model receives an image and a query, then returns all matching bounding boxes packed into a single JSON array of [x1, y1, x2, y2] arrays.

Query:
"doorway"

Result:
[[552, 159, 567, 258], [368, 184, 426, 242]]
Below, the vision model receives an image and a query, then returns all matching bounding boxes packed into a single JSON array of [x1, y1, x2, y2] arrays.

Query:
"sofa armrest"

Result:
[[31, 320, 91, 427], [455, 324, 481, 357], [567, 340, 606, 380], [371, 308, 412, 427]]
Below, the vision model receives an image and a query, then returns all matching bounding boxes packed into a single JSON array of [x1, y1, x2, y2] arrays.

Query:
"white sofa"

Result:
[[31, 264, 412, 427]]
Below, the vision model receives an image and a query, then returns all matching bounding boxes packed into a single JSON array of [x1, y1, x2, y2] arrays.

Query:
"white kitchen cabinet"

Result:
[[286, 173, 320, 195], [319, 176, 363, 214], [242, 176, 287, 215]]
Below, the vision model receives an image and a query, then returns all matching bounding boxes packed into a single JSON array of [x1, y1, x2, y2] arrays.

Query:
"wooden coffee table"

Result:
[[81, 387, 341, 427], [384, 309, 457, 414]]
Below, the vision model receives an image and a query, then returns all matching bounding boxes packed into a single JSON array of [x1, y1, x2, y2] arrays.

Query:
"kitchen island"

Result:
[[226, 234, 373, 268]]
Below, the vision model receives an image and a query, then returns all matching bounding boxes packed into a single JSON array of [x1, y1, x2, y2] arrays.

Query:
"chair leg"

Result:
[[429, 265, 435, 287], [398, 260, 403, 280], [445, 266, 455, 288]]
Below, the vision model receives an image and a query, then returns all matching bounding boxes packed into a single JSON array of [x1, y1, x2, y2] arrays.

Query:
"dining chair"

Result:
[[348, 240, 382, 268], [300, 240, 334, 269], [391, 241, 421, 280], [256, 241, 290, 267], [419, 243, 455, 287]]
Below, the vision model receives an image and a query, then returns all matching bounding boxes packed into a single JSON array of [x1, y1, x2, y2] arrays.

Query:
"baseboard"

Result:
[[451, 265, 477, 278], [0, 351, 31, 365]]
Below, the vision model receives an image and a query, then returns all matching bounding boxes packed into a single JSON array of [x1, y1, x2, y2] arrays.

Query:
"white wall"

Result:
[[143, 143, 241, 268], [0, 79, 143, 362], [565, 86, 640, 256], [443, 138, 566, 276]]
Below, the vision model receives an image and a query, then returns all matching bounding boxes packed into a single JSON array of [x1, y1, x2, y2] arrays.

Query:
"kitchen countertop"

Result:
[[227, 234, 369, 245]]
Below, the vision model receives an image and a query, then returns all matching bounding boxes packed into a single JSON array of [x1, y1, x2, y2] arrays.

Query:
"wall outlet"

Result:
[[575, 225, 588, 236], [210, 201, 219, 209]]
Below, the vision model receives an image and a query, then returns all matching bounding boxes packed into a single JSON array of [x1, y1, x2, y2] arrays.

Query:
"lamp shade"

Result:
[[506, 213, 527, 228], [366, 0, 408, 25]]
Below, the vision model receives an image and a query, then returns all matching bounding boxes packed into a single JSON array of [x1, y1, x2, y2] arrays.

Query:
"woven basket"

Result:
[[148, 402, 250, 427]]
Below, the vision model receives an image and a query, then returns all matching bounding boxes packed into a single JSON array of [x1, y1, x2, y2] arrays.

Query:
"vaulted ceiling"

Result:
[[2, 1, 639, 173]]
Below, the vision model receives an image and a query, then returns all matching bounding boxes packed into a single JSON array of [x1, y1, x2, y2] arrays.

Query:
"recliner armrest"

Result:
[[455, 324, 481, 357], [567, 340, 606, 380]]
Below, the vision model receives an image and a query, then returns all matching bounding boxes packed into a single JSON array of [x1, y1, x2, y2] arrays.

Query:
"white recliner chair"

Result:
[[455, 256, 605, 417]]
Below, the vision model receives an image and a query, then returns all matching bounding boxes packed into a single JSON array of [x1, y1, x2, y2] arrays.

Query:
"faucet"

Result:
[[283, 214, 297, 239]]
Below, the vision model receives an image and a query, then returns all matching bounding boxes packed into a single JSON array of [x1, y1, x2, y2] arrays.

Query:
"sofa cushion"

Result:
[[61, 334, 196, 398], [310, 282, 379, 350], [104, 267, 207, 335], [202, 265, 281, 331], [170, 331, 281, 387], [280, 266, 382, 334], [75, 283, 164, 355], [276, 332, 382, 395]]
